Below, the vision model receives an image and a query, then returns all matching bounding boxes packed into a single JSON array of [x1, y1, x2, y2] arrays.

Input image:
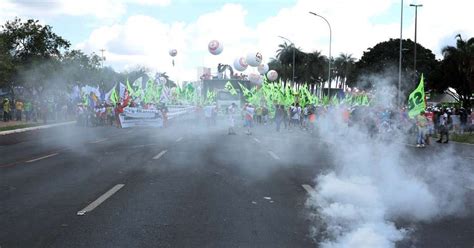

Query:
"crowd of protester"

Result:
[[2, 97, 74, 124], [213, 101, 474, 146]]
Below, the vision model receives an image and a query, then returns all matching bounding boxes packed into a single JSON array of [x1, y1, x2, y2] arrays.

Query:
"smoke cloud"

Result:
[[306, 74, 471, 247]]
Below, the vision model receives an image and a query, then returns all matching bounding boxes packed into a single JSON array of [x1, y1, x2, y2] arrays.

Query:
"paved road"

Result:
[[1, 120, 473, 247]]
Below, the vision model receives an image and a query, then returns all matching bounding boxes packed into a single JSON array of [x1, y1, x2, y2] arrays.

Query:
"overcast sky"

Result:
[[1, 0, 473, 82]]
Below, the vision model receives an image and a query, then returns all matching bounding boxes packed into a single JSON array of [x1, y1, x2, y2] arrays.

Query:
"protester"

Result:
[[437, 111, 449, 143], [24, 101, 32, 122], [243, 103, 255, 135], [227, 103, 237, 135], [204, 105, 214, 127], [3, 98, 11, 122], [416, 111, 429, 147], [15, 99, 23, 121], [274, 105, 284, 132]]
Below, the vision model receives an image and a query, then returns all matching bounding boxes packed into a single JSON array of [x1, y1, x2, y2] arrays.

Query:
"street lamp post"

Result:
[[99, 48, 106, 68], [309, 11, 332, 98], [278, 36, 295, 86], [410, 4, 423, 72], [398, 0, 404, 106]]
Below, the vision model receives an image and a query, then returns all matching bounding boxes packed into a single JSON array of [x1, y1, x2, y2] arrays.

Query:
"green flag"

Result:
[[408, 74, 426, 118], [225, 81, 238, 95], [126, 79, 134, 98], [109, 88, 118, 105], [361, 95, 370, 106], [238, 83, 251, 98]]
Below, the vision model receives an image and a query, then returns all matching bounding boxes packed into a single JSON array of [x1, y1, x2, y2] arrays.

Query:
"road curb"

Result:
[[0, 121, 76, 136]]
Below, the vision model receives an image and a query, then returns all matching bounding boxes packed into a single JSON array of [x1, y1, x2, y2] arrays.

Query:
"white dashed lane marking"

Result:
[[153, 150, 168, 160], [77, 184, 124, 216], [176, 137, 183, 142], [89, 138, 108, 144], [268, 151, 280, 160], [25, 153, 59, 163], [302, 184, 316, 194], [253, 138, 261, 143]]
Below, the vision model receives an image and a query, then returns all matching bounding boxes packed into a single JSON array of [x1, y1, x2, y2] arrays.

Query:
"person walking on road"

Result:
[[227, 103, 237, 135], [437, 111, 449, 143], [416, 111, 428, 148], [243, 103, 255, 135], [274, 105, 284, 132]]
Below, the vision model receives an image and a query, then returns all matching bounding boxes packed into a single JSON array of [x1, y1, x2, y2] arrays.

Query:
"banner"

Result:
[[118, 107, 163, 128], [408, 74, 426, 118]]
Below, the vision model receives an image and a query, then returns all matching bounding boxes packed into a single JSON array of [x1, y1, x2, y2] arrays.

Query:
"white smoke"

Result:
[[306, 76, 470, 248]]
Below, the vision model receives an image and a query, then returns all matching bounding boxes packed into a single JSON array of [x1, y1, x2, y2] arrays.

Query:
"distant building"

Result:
[[197, 67, 211, 81]]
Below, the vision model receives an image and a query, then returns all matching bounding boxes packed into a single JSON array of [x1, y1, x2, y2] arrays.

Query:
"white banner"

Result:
[[119, 107, 163, 128]]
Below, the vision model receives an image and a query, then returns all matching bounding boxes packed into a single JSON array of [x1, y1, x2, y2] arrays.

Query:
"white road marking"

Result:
[[465, 157, 474, 160], [176, 137, 183, 142], [465, 185, 474, 190], [302, 184, 316, 194], [131, 144, 157, 149], [77, 184, 124, 216], [89, 138, 108, 144], [268, 151, 280, 160], [26, 153, 59, 163], [153, 150, 168, 160], [253, 138, 261, 143]]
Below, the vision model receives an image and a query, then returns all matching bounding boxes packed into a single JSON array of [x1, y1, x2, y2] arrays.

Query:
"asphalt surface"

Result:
[[1, 118, 473, 248]]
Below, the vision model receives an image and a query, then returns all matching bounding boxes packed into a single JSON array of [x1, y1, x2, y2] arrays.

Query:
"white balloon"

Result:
[[257, 63, 269, 75], [233, 57, 248, 72], [208, 40, 223, 55], [267, 70, 278, 81], [246, 52, 263, 67], [169, 49, 177, 57], [248, 73, 263, 85]]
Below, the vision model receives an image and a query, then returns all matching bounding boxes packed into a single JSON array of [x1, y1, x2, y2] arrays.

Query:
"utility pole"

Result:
[[398, 0, 404, 106], [410, 4, 423, 72]]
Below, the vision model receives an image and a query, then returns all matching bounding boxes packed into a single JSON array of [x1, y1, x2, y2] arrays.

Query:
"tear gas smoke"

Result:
[[305, 74, 471, 248]]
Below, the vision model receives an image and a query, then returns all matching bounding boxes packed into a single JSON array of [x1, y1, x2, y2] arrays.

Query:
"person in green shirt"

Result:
[[3, 98, 11, 122], [416, 111, 428, 148], [24, 101, 32, 122]]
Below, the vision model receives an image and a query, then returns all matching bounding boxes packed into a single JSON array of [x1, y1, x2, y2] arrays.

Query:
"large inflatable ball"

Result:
[[257, 63, 269, 75], [208, 40, 223, 55], [233, 57, 248, 72], [249, 73, 263, 85], [246, 52, 263, 67], [267, 70, 278, 81], [169, 49, 177, 57]]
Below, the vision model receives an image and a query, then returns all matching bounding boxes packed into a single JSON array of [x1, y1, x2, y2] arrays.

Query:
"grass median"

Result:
[[450, 133, 474, 144], [0, 123, 43, 132]]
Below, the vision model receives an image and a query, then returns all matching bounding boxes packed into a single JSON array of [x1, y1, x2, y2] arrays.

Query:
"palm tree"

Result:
[[276, 41, 297, 88], [334, 53, 356, 89], [300, 51, 327, 94], [440, 34, 474, 108]]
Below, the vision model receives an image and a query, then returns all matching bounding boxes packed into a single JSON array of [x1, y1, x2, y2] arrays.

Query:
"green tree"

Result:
[[334, 53, 356, 89], [300, 51, 327, 93], [433, 35, 473, 108], [0, 33, 15, 90], [1, 18, 70, 95], [350, 38, 438, 92]]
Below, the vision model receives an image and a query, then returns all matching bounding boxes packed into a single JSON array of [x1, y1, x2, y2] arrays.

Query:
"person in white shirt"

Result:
[[227, 103, 237, 135], [204, 105, 214, 126], [243, 103, 255, 135]]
